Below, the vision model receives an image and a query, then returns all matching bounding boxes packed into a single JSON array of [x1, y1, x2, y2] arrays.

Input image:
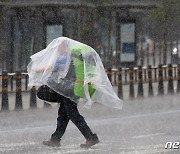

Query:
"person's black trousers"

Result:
[[37, 85, 95, 142]]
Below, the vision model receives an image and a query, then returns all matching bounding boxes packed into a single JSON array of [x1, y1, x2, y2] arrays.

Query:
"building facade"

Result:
[[0, 0, 162, 72]]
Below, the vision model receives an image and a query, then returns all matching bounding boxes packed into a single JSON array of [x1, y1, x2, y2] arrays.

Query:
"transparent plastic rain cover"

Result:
[[27, 37, 123, 109]]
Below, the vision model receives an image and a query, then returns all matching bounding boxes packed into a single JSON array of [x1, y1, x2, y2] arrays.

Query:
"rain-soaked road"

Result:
[[1, 93, 180, 154]]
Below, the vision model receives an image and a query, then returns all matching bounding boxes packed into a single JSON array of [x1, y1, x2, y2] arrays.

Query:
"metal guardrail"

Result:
[[107, 65, 178, 86], [0, 65, 179, 93], [1, 64, 180, 111], [0, 72, 29, 93]]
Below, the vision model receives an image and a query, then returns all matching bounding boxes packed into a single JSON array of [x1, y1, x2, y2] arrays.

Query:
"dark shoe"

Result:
[[43, 140, 60, 147], [80, 134, 99, 148]]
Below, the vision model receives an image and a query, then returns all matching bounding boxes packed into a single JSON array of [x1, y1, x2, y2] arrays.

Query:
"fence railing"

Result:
[[0, 72, 29, 93], [1, 64, 180, 111], [107, 64, 180, 99], [106, 65, 178, 86]]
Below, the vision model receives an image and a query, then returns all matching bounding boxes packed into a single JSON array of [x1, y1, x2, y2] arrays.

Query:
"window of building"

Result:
[[120, 22, 136, 63], [46, 24, 63, 46]]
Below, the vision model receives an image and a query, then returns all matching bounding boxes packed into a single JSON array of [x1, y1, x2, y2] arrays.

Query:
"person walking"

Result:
[[27, 37, 122, 148]]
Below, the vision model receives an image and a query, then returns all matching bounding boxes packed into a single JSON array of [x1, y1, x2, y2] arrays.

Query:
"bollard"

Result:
[[129, 67, 134, 99], [25, 74, 28, 91], [1, 71, 9, 111], [114, 71, 117, 86], [177, 64, 180, 93], [117, 68, 123, 99], [158, 65, 164, 95], [137, 66, 144, 97], [154, 67, 157, 82], [144, 68, 147, 81], [134, 69, 138, 83], [174, 66, 177, 80], [164, 67, 167, 80], [30, 86, 37, 108], [107, 68, 112, 83], [15, 71, 23, 110], [10, 75, 13, 91], [125, 69, 128, 84], [167, 64, 174, 94], [148, 65, 153, 96]]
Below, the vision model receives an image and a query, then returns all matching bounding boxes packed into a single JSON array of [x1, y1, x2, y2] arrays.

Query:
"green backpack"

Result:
[[71, 44, 96, 98]]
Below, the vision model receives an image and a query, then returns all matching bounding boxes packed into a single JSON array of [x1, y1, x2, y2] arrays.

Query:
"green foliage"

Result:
[[0, 1, 6, 65], [148, 0, 180, 24], [80, 0, 113, 47], [147, 0, 180, 64]]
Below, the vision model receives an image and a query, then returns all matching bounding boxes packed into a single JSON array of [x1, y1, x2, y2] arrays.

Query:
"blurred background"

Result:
[[1, 1, 180, 153], [1, 0, 180, 72]]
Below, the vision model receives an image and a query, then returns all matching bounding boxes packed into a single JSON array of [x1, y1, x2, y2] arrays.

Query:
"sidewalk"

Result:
[[0, 94, 180, 154]]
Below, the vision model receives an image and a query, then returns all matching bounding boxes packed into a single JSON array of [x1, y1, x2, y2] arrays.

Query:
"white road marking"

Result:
[[0, 142, 37, 148], [0, 109, 180, 134], [132, 133, 165, 139]]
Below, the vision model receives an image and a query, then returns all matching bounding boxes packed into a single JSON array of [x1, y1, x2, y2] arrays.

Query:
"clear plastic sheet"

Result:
[[27, 37, 123, 109]]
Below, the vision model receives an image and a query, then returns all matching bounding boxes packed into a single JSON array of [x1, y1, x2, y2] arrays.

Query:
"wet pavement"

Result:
[[0, 93, 180, 153]]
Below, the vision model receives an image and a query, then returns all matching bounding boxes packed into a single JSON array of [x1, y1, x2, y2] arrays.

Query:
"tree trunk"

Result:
[[163, 32, 168, 65], [162, 21, 169, 65], [108, 11, 112, 68]]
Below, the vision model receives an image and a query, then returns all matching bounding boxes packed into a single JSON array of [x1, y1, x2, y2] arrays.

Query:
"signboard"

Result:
[[46, 25, 63, 46], [120, 23, 135, 62]]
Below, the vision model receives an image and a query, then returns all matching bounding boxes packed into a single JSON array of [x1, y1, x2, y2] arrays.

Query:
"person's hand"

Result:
[[32, 65, 52, 72]]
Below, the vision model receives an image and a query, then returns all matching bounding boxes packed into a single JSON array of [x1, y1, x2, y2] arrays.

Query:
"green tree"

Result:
[[80, 0, 113, 67], [0, 0, 6, 70], [148, 0, 180, 64], [80, 0, 113, 48]]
